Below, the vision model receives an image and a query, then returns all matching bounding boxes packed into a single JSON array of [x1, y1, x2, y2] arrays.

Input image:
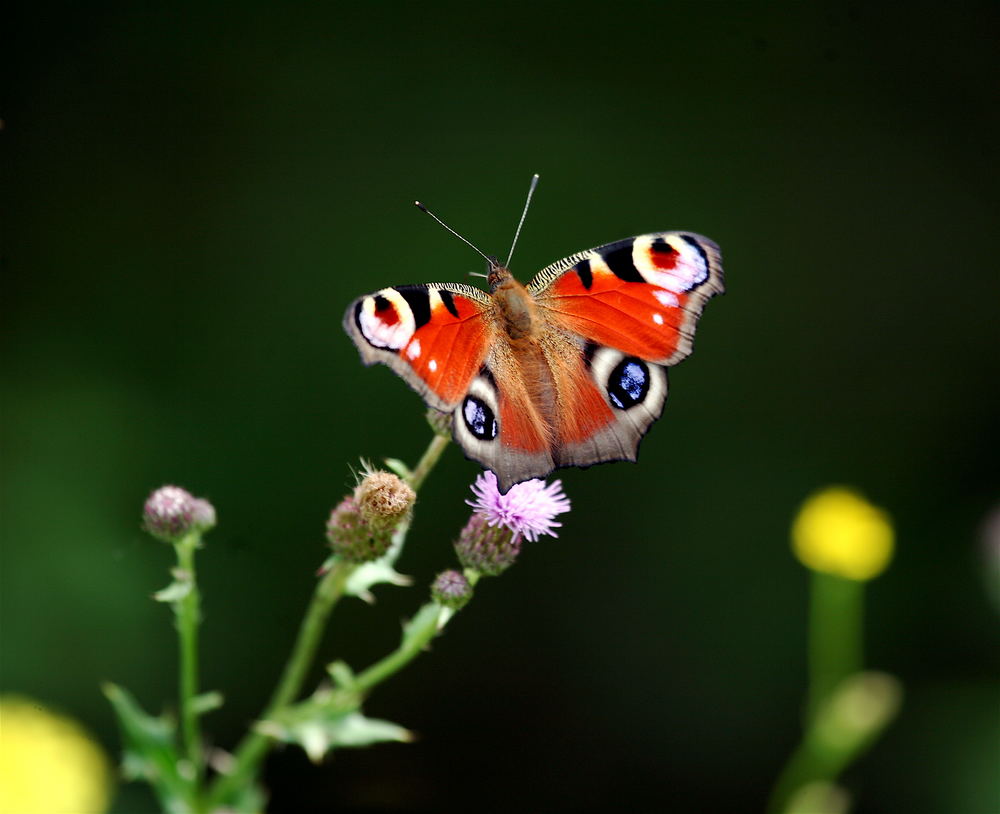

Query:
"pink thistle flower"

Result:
[[466, 471, 571, 544]]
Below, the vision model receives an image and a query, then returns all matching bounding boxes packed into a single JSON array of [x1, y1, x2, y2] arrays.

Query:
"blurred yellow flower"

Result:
[[792, 487, 894, 581], [0, 695, 113, 814]]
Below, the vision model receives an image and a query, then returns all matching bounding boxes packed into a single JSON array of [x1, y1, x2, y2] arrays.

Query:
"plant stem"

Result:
[[407, 432, 450, 491], [807, 572, 863, 723], [208, 559, 354, 807], [174, 534, 203, 785], [352, 603, 443, 694], [208, 431, 451, 808]]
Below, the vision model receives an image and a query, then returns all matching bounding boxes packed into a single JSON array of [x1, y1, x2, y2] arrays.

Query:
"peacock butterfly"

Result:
[[343, 177, 724, 492]]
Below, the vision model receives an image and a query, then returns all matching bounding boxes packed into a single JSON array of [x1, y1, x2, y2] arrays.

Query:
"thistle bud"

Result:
[[191, 498, 217, 532], [431, 570, 473, 609], [143, 486, 196, 543], [354, 470, 416, 533], [454, 514, 522, 577], [325, 496, 392, 563]]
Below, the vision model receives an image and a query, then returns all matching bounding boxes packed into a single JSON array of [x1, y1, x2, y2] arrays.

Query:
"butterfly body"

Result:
[[345, 231, 724, 491]]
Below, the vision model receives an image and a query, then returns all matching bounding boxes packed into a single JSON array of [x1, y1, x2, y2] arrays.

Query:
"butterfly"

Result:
[[343, 178, 724, 492]]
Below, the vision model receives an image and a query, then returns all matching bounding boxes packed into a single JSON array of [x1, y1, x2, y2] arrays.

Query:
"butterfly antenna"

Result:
[[414, 201, 493, 266], [504, 173, 539, 267]]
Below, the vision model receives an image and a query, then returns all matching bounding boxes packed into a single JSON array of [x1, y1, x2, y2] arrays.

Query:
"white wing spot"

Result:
[[407, 339, 421, 360], [429, 359, 438, 372], [652, 313, 664, 325], [653, 289, 680, 308]]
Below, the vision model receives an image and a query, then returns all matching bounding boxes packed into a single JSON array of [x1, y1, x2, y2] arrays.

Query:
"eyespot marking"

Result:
[[607, 358, 650, 409], [649, 237, 678, 270], [356, 289, 417, 350], [678, 234, 711, 289], [462, 395, 498, 440], [373, 295, 399, 325]]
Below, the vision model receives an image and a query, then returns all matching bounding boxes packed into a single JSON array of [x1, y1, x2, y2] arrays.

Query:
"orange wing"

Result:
[[530, 232, 724, 365], [343, 283, 493, 411]]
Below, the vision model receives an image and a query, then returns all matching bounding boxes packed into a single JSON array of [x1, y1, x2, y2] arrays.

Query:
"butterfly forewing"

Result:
[[529, 231, 724, 366], [343, 282, 493, 411]]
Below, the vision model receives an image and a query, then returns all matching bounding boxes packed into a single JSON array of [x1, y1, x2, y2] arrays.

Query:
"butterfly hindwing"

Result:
[[343, 283, 493, 411]]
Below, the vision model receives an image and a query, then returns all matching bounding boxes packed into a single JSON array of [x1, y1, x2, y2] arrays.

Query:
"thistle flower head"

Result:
[[455, 472, 571, 576], [466, 471, 570, 544]]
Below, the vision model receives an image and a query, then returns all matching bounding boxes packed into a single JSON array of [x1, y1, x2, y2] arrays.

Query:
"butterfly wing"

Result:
[[528, 231, 724, 474], [343, 282, 493, 412]]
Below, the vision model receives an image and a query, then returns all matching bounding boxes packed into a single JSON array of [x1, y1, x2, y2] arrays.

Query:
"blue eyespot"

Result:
[[608, 359, 650, 409], [463, 395, 498, 440]]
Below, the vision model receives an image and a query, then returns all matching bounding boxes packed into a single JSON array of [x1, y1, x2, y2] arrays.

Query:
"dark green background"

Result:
[[4, 2, 998, 812]]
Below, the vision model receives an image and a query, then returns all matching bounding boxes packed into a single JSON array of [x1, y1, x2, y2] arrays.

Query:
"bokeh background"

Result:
[[4, 2, 999, 812]]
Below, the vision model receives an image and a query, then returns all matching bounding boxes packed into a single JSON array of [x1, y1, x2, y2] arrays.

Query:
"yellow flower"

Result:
[[0, 695, 113, 814], [792, 487, 894, 581]]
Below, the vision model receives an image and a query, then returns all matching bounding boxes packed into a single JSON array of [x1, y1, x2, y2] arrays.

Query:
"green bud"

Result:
[[326, 496, 392, 563], [431, 570, 473, 609], [454, 514, 521, 577]]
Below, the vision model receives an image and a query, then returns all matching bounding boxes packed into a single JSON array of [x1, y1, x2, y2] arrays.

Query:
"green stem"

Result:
[[768, 573, 867, 814], [807, 572, 863, 723], [208, 559, 354, 807], [352, 604, 443, 694], [208, 431, 451, 808], [406, 432, 450, 491], [174, 534, 203, 786], [767, 672, 901, 814]]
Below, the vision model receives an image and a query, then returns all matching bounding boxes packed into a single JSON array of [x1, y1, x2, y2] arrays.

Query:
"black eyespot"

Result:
[[608, 358, 650, 409], [462, 395, 498, 440]]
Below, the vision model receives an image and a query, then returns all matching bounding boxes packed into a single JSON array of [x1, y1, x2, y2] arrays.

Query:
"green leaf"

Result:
[[382, 457, 412, 479], [219, 778, 268, 814], [344, 559, 412, 603], [192, 690, 224, 716], [343, 520, 414, 602], [327, 660, 356, 689], [152, 578, 191, 603], [258, 686, 411, 762], [102, 683, 194, 812]]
